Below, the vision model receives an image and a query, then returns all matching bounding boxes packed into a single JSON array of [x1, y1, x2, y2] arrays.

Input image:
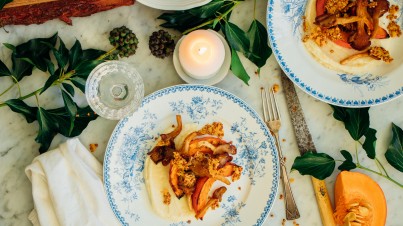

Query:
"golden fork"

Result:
[[261, 86, 300, 220]]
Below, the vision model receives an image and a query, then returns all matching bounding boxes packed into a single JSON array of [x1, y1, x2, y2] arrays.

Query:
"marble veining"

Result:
[[0, 1, 402, 226]]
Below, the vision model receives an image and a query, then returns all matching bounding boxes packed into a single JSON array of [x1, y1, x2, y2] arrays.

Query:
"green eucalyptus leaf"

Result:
[[331, 106, 370, 140], [363, 128, 377, 159], [338, 150, 356, 171], [340, 150, 353, 161], [19, 57, 35, 66], [81, 49, 106, 62], [0, 59, 11, 77], [62, 83, 75, 97], [212, 19, 220, 29], [45, 105, 97, 137], [54, 39, 69, 69], [11, 53, 33, 81], [3, 43, 16, 51], [157, 0, 236, 32], [332, 105, 348, 121], [68, 40, 83, 70], [36, 107, 57, 153], [35, 105, 97, 153], [41, 68, 61, 94], [189, 0, 223, 18], [5, 99, 37, 123], [158, 12, 208, 32], [230, 49, 250, 85], [218, 2, 235, 20], [74, 60, 103, 79], [0, 0, 12, 10], [61, 90, 77, 135], [15, 33, 58, 72], [70, 106, 97, 136], [291, 151, 335, 180], [70, 77, 86, 93], [385, 123, 403, 172], [338, 160, 356, 171], [224, 22, 249, 53], [40, 41, 57, 51], [61, 91, 77, 117], [245, 20, 271, 68], [45, 59, 55, 75]]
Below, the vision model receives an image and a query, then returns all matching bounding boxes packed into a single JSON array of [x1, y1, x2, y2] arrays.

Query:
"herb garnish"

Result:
[[292, 106, 403, 188], [157, 0, 272, 85]]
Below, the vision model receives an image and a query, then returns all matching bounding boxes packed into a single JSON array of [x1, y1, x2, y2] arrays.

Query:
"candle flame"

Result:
[[198, 47, 208, 55]]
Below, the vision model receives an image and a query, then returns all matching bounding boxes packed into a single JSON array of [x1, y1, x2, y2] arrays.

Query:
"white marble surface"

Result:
[[0, 1, 402, 226]]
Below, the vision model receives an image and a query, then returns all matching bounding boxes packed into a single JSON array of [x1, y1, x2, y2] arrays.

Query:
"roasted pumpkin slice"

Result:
[[333, 171, 387, 226], [169, 164, 184, 198]]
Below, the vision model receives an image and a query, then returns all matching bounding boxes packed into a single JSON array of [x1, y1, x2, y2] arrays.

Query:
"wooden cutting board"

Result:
[[0, 0, 135, 26]]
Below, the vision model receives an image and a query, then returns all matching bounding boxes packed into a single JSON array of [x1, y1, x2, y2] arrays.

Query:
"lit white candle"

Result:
[[178, 30, 225, 80]]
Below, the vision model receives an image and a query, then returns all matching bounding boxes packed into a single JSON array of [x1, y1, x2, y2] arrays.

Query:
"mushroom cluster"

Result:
[[315, 0, 391, 51], [147, 115, 243, 220]]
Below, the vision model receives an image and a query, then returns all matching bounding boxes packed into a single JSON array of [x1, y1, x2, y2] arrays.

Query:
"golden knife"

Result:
[[281, 74, 336, 226]]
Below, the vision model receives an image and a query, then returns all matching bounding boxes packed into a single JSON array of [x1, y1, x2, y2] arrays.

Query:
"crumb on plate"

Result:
[[387, 21, 401, 38], [369, 46, 394, 63], [162, 188, 171, 205], [272, 84, 280, 93], [89, 143, 98, 152]]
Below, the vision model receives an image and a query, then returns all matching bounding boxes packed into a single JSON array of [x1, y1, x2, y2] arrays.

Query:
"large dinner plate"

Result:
[[137, 0, 211, 10], [267, 0, 403, 107], [104, 85, 279, 225]]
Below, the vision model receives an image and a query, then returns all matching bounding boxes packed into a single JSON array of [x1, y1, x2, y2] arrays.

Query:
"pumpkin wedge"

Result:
[[333, 171, 387, 226]]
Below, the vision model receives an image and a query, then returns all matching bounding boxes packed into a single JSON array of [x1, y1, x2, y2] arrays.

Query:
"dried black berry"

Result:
[[149, 30, 175, 59]]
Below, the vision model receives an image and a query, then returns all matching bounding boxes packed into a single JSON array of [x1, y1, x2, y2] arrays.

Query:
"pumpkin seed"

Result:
[[344, 212, 357, 222], [358, 206, 370, 216]]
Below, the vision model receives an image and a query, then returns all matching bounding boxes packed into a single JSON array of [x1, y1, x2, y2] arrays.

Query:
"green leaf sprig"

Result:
[[291, 105, 403, 188], [0, 33, 115, 153], [157, 0, 272, 85]]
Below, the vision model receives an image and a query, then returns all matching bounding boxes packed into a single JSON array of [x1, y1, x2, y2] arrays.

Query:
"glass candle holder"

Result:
[[85, 61, 144, 120]]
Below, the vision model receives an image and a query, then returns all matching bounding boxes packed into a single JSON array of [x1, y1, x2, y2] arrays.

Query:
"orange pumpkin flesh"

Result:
[[334, 171, 387, 226]]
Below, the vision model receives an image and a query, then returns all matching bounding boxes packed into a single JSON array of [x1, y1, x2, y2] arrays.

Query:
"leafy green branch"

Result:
[[157, 0, 272, 85], [0, 33, 115, 152], [292, 106, 403, 188]]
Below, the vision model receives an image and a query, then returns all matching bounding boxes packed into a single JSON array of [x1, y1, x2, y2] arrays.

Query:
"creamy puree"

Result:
[[144, 123, 199, 221], [303, 0, 392, 74]]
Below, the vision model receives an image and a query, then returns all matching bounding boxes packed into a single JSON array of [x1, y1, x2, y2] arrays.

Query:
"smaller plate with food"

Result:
[[104, 85, 279, 225], [267, 0, 403, 106]]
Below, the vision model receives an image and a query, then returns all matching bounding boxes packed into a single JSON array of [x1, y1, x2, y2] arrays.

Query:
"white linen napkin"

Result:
[[25, 138, 119, 226]]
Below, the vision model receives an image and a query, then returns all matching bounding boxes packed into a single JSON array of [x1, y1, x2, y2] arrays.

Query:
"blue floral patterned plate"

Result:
[[267, 0, 403, 107], [104, 84, 279, 226]]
